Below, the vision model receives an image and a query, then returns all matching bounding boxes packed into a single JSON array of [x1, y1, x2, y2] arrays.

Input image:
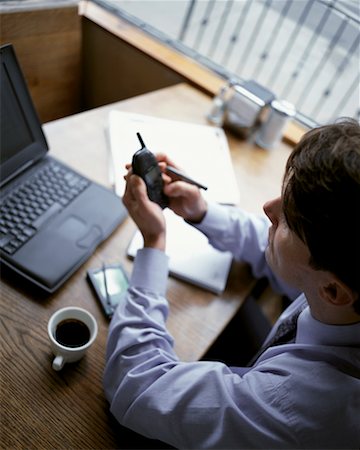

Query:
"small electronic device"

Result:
[[87, 263, 129, 319], [132, 133, 169, 209]]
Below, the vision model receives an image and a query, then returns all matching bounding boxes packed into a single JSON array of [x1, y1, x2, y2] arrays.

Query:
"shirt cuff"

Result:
[[191, 202, 231, 235], [131, 247, 169, 296]]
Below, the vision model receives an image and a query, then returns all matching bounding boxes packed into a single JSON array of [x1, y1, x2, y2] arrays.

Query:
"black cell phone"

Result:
[[132, 132, 169, 209], [87, 264, 129, 319]]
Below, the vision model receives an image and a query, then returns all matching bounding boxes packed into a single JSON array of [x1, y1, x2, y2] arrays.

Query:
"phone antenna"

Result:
[[136, 132, 145, 148]]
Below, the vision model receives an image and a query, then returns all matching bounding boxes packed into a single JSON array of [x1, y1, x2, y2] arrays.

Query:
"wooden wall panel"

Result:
[[0, 5, 81, 123], [81, 18, 185, 110]]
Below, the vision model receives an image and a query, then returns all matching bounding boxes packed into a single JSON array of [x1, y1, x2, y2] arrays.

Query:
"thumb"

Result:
[[129, 175, 149, 201], [164, 181, 196, 198]]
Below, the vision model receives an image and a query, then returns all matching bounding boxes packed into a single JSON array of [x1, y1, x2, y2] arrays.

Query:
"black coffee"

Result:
[[55, 319, 90, 348]]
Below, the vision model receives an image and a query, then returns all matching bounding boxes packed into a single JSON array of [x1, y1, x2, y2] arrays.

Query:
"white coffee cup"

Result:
[[48, 306, 98, 371]]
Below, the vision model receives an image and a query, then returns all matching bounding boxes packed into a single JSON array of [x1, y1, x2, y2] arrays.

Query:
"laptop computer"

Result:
[[0, 43, 127, 292]]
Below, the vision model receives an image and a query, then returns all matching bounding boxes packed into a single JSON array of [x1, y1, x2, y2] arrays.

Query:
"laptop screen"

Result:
[[0, 44, 48, 188]]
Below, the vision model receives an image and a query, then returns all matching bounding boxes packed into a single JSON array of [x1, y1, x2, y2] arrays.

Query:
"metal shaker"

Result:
[[255, 100, 296, 149]]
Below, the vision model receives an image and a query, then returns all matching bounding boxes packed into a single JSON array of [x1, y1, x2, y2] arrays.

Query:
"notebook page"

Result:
[[108, 110, 240, 205], [127, 209, 233, 294]]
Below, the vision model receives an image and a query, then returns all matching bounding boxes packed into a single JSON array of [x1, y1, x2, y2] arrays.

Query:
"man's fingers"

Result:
[[155, 153, 181, 170], [129, 174, 148, 199], [123, 174, 146, 206], [164, 180, 197, 197]]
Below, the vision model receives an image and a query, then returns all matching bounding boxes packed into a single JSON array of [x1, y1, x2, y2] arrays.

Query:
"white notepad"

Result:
[[108, 110, 240, 205], [127, 209, 233, 294]]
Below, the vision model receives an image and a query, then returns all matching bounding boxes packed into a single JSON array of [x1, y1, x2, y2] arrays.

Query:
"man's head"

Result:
[[282, 118, 360, 314]]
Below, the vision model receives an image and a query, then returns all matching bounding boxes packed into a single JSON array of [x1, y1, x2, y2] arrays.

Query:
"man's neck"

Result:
[[309, 303, 360, 325], [303, 282, 360, 325]]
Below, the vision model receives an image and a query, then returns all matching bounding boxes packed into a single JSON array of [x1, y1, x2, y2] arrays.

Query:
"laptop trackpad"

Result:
[[11, 214, 104, 290], [58, 215, 87, 237], [58, 216, 102, 249], [77, 225, 102, 248]]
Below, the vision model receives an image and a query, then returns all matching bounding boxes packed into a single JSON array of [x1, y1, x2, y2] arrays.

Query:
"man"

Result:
[[104, 119, 360, 448]]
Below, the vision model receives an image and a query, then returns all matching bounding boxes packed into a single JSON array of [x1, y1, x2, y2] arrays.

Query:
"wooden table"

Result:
[[0, 83, 292, 449]]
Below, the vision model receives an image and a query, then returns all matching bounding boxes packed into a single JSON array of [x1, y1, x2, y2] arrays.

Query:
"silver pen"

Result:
[[102, 262, 111, 308], [165, 165, 208, 191]]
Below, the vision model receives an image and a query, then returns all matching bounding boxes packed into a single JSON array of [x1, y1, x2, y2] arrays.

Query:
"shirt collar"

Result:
[[297, 306, 360, 347]]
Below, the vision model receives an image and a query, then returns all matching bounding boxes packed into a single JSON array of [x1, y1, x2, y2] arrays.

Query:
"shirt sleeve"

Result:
[[193, 202, 299, 299], [103, 247, 300, 449]]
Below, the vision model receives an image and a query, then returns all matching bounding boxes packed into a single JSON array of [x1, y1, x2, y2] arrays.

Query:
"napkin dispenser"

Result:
[[208, 80, 275, 138]]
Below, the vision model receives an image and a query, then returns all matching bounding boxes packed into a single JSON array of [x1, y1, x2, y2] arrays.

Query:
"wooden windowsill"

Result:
[[0, 0, 78, 12], [79, 0, 308, 146]]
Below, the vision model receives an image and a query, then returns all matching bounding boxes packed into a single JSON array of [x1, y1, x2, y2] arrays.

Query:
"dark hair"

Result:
[[282, 118, 360, 314]]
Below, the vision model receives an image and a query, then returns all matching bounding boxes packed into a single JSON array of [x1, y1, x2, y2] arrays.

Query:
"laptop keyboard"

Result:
[[0, 161, 90, 255]]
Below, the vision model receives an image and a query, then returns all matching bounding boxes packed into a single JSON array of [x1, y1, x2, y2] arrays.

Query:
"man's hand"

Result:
[[122, 152, 207, 251], [123, 169, 166, 251], [156, 153, 208, 223]]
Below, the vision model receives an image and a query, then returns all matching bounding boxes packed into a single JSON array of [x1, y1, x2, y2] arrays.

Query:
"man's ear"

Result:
[[319, 277, 357, 307]]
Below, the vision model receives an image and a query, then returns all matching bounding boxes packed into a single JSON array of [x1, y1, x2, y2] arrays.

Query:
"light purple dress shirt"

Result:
[[104, 202, 360, 449]]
